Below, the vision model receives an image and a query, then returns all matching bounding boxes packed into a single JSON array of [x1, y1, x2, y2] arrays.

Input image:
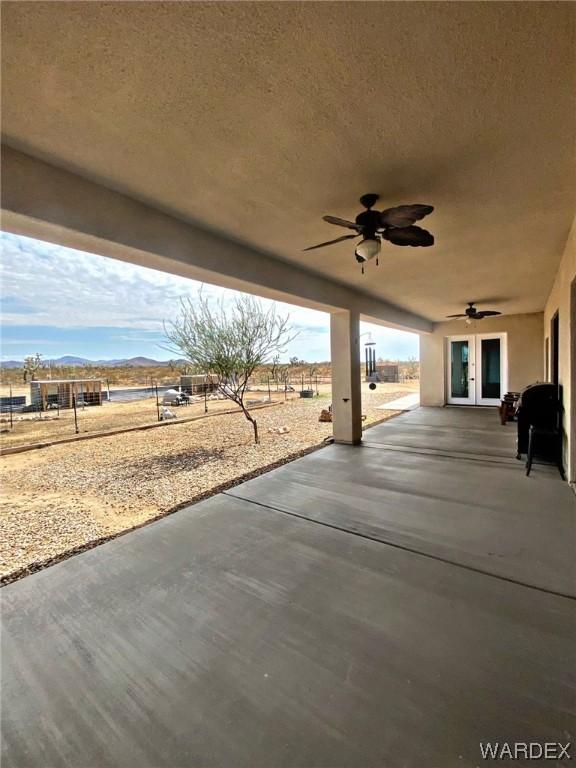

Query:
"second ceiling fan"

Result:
[[303, 193, 435, 273]]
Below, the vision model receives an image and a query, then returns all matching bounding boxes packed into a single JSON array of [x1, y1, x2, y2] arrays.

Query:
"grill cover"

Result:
[[516, 382, 561, 456]]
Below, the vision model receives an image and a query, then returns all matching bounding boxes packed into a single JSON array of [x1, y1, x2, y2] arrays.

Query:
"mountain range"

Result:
[[0, 356, 188, 369]]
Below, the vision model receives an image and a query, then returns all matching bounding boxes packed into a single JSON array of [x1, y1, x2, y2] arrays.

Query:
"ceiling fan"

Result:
[[303, 193, 434, 273], [446, 302, 502, 323]]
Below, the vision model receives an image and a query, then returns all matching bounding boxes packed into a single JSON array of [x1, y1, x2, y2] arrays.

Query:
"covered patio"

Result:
[[2, 1, 575, 460], [2, 407, 574, 767], [2, 3, 576, 766]]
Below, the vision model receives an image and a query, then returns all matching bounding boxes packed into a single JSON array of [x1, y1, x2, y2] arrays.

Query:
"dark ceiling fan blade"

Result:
[[302, 234, 358, 251], [322, 215, 361, 231], [380, 204, 434, 229], [382, 225, 434, 247], [475, 310, 502, 318], [446, 314, 467, 318]]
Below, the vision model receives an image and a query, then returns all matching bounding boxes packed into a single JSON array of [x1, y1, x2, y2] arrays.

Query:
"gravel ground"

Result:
[[1, 385, 415, 582], [0, 392, 284, 449]]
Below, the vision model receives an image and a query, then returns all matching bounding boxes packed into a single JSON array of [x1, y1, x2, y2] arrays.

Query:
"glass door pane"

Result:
[[481, 338, 501, 399], [451, 340, 469, 398]]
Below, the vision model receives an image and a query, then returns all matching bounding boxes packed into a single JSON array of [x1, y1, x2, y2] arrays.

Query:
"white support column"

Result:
[[330, 310, 362, 445]]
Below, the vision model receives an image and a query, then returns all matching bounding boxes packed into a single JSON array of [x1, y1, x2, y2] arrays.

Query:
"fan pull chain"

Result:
[[361, 264, 364, 275], [376, 257, 379, 266]]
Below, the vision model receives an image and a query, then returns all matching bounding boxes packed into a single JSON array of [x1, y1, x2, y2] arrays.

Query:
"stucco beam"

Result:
[[1, 146, 431, 333]]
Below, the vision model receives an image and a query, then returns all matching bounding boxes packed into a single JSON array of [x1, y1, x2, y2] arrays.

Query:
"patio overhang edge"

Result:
[[1, 146, 432, 334]]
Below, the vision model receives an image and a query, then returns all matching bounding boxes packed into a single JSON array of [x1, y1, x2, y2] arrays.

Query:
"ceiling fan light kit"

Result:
[[355, 237, 380, 263], [303, 193, 435, 273]]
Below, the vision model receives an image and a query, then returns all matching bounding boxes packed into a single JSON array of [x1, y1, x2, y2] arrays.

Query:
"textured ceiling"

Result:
[[2, 1, 575, 321]]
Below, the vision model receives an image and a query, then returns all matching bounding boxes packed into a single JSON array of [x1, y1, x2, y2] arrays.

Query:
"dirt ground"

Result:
[[0, 383, 417, 582], [0, 391, 294, 450]]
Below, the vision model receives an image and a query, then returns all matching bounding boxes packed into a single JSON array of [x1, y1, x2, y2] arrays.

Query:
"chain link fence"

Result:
[[0, 376, 302, 451], [1, 369, 417, 451]]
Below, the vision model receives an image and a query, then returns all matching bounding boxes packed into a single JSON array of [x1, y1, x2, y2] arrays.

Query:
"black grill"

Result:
[[516, 383, 563, 477]]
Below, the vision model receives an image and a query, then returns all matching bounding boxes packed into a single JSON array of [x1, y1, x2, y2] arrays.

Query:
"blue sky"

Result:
[[0, 232, 418, 362]]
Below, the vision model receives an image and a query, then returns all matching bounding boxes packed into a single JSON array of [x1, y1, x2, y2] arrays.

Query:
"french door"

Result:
[[447, 333, 507, 406]]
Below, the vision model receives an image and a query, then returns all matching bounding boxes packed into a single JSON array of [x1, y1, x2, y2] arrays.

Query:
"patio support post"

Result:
[[330, 310, 362, 445]]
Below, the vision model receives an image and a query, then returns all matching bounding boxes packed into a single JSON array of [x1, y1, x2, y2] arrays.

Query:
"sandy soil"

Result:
[[1, 383, 416, 582], [0, 392, 291, 450]]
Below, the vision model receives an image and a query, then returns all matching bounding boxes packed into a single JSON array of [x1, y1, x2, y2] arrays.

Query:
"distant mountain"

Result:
[[110, 356, 171, 367], [52, 355, 91, 365], [94, 356, 187, 367], [0, 356, 188, 368]]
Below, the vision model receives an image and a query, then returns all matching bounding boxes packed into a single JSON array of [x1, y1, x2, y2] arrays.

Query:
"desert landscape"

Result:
[[0, 389, 287, 449]]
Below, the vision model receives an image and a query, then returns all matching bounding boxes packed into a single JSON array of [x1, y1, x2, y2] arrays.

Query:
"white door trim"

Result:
[[475, 332, 507, 406], [446, 334, 476, 405]]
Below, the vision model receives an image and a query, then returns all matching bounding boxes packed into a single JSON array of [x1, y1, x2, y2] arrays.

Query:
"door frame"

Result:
[[446, 332, 508, 406], [551, 311, 560, 385], [446, 334, 476, 405], [475, 332, 508, 406]]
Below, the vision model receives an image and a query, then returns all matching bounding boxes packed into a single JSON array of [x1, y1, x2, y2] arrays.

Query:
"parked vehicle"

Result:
[[162, 389, 190, 406]]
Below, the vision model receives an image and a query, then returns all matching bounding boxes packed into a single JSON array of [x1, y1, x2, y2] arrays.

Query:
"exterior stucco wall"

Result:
[[543, 216, 576, 481], [420, 313, 544, 407]]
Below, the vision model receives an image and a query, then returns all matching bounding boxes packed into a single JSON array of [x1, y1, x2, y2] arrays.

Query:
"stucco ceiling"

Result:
[[2, 1, 575, 321]]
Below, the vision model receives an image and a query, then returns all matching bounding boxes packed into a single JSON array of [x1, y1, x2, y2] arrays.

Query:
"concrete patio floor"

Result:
[[2, 407, 575, 768]]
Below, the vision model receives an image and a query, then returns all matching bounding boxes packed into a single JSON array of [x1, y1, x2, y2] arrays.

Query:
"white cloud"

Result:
[[0, 232, 328, 331], [1, 232, 418, 360]]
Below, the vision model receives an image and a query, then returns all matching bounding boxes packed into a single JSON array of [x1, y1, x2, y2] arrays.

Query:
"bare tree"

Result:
[[268, 354, 281, 383], [277, 363, 291, 388], [165, 291, 298, 443], [404, 356, 419, 380]]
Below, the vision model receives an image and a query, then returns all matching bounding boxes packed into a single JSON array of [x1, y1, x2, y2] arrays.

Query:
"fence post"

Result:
[[106, 378, 111, 401], [204, 375, 208, 413], [73, 393, 79, 434], [315, 374, 319, 396], [301, 373, 304, 392], [155, 382, 160, 422], [9, 385, 13, 429], [80, 381, 85, 410], [267, 377, 271, 401]]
